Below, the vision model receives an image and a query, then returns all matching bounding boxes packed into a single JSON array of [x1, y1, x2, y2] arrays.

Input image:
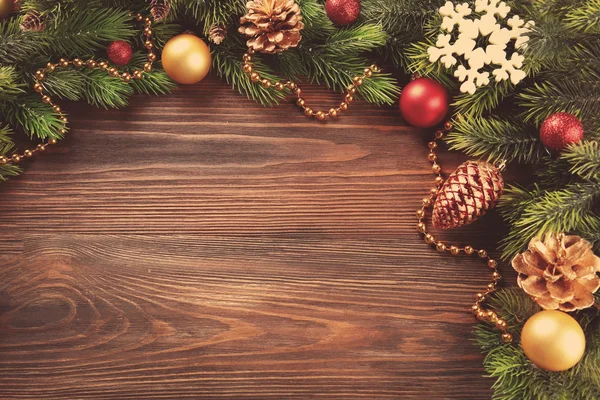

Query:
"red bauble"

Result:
[[400, 78, 450, 128], [325, 0, 361, 26], [539, 112, 584, 152], [107, 40, 133, 66]]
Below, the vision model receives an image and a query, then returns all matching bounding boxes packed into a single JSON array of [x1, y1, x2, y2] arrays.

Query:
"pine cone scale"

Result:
[[512, 233, 600, 311], [240, 0, 304, 54]]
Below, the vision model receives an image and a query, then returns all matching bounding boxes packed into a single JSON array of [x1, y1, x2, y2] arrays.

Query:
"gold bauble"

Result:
[[161, 34, 211, 85], [521, 310, 585, 372], [0, 0, 14, 19]]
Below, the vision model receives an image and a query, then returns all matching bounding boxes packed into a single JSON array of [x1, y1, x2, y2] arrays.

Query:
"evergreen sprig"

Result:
[[0, 66, 25, 102], [561, 141, 600, 182], [446, 116, 544, 164], [565, 0, 600, 34], [1, 95, 66, 139], [499, 182, 600, 260], [0, 125, 21, 181]]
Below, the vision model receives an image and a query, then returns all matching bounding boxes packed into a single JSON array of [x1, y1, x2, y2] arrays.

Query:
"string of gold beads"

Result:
[[417, 120, 513, 344], [242, 49, 380, 121], [0, 13, 156, 168]]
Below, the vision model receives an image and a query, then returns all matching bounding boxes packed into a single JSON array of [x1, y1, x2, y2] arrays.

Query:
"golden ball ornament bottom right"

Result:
[[521, 310, 586, 372], [161, 33, 211, 85]]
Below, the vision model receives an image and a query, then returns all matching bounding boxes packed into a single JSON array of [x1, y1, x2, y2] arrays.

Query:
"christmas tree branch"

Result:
[[1, 95, 65, 139], [499, 182, 600, 259], [561, 141, 600, 182], [565, 0, 600, 34], [0, 66, 25, 102], [0, 125, 21, 181], [446, 116, 544, 164]]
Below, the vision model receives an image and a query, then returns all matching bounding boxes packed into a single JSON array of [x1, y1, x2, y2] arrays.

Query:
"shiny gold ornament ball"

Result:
[[521, 310, 585, 372], [161, 34, 211, 85], [0, 0, 14, 19]]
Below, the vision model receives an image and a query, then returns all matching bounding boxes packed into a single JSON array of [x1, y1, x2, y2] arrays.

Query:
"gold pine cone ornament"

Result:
[[512, 233, 600, 311], [239, 0, 304, 54]]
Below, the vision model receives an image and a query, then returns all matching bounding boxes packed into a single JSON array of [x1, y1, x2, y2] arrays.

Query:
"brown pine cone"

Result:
[[20, 10, 45, 32], [150, 0, 170, 22], [239, 0, 304, 54], [512, 233, 600, 312], [432, 160, 504, 230], [209, 24, 227, 45]]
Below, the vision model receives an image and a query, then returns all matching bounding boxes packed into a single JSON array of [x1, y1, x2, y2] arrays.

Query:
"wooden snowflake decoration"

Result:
[[427, 0, 535, 94]]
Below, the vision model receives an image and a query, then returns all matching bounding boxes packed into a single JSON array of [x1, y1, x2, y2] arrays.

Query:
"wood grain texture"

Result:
[[0, 75, 518, 399]]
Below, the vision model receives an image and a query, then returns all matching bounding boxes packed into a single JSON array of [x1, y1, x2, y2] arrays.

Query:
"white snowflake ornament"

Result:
[[428, 0, 535, 94]]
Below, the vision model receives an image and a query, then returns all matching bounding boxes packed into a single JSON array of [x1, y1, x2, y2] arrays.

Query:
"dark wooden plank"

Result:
[[0, 74, 514, 399]]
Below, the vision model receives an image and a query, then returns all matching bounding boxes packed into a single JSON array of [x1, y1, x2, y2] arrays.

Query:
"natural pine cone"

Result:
[[20, 10, 45, 32], [150, 0, 170, 22], [209, 24, 227, 45], [512, 233, 600, 312], [239, 0, 304, 54], [432, 160, 504, 230]]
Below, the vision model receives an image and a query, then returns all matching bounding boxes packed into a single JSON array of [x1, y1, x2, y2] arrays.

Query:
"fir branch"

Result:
[[539, 42, 600, 82], [126, 53, 175, 96], [0, 19, 49, 65], [39, 68, 86, 101], [174, 0, 245, 35], [498, 184, 545, 225], [1, 94, 65, 140], [565, 0, 600, 34], [361, 0, 444, 67], [129, 68, 176, 95], [0, 66, 25, 102], [81, 69, 133, 109], [0, 125, 21, 181], [521, 13, 588, 75], [212, 37, 286, 106], [47, 8, 136, 57], [500, 182, 600, 259], [518, 80, 600, 128], [446, 116, 544, 164], [296, 0, 335, 41], [297, 24, 399, 105], [561, 141, 600, 182], [133, 21, 181, 50], [325, 23, 389, 56], [452, 81, 513, 118], [534, 156, 576, 187]]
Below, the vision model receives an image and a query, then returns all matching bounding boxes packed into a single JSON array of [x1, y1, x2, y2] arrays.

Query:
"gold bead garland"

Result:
[[242, 49, 381, 121], [0, 13, 156, 168], [417, 121, 513, 344]]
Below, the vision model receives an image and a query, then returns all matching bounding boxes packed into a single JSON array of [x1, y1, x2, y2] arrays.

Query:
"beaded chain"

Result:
[[416, 121, 513, 344], [0, 13, 156, 167], [242, 48, 381, 121]]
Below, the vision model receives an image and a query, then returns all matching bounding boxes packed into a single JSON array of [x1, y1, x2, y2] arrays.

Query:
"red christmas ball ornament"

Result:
[[107, 40, 133, 66], [400, 77, 450, 128], [326, 0, 361, 26], [539, 112, 584, 152]]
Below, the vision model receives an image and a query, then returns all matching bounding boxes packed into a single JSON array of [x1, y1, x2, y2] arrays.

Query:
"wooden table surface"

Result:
[[0, 74, 516, 399]]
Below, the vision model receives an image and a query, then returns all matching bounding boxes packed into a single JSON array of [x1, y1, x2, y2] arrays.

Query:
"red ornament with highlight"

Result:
[[400, 77, 450, 129], [325, 0, 361, 26], [539, 112, 584, 152], [107, 40, 133, 66]]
